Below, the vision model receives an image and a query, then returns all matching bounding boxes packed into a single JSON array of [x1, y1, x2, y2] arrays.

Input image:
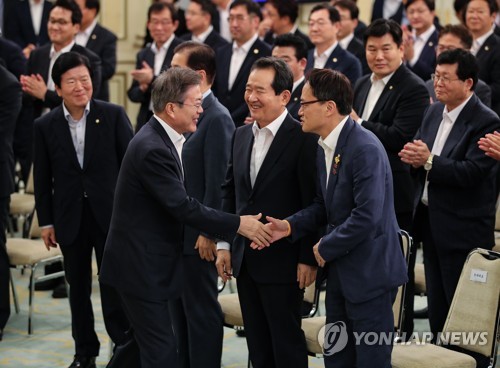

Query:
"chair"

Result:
[[7, 211, 66, 334], [9, 166, 35, 236], [392, 248, 500, 368]]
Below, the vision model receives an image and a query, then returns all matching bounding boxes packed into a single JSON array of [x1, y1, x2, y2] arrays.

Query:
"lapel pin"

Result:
[[294, 97, 298, 101], [332, 57, 338, 63], [485, 46, 490, 51], [253, 49, 259, 54], [96, 119, 100, 124], [389, 85, 394, 90], [428, 41, 433, 47], [91, 34, 97, 40]]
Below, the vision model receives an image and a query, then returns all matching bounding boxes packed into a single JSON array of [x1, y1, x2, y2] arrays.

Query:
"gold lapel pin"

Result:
[[294, 97, 298, 101], [91, 34, 97, 40], [253, 49, 259, 54], [485, 46, 490, 51], [389, 85, 394, 90], [96, 119, 100, 124], [332, 57, 338, 62]]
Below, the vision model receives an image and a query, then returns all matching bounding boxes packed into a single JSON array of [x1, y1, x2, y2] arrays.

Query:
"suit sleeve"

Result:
[[100, 32, 118, 81], [345, 57, 362, 86], [33, 119, 54, 227], [221, 131, 237, 216], [114, 106, 134, 164], [89, 52, 102, 99]]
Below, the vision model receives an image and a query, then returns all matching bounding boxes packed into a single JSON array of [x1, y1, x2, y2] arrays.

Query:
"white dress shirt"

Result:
[[292, 75, 305, 93], [408, 24, 436, 67], [217, 2, 232, 42], [228, 33, 258, 90], [192, 25, 213, 43], [29, 0, 44, 37], [75, 19, 98, 47], [318, 116, 348, 185], [360, 69, 397, 121], [339, 33, 354, 50], [154, 114, 186, 176], [63, 102, 90, 169], [313, 42, 338, 69], [471, 29, 494, 56]]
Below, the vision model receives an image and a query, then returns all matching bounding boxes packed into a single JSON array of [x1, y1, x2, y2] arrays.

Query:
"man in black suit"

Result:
[[181, 0, 228, 51], [33, 52, 133, 368], [127, 2, 182, 132], [262, 0, 313, 49], [400, 49, 500, 338], [3, 0, 52, 58], [75, 0, 117, 101], [465, 0, 500, 116], [100, 67, 271, 368], [306, 4, 361, 86], [167, 41, 235, 368], [213, 0, 271, 127], [351, 19, 429, 337], [272, 34, 307, 120], [216, 57, 318, 368], [0, 62, 22, 342]]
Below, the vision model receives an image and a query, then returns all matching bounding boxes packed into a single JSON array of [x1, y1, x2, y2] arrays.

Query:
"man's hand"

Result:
[[238, 213, 272, 248], [478, 131, 500, 161], [41, 227, 58, 251], [23, 43, 36, 59], [402, 25, 415, 62], [216, 249, 232, 282], [130, 61, 154, 86], [20, 74, 48, 100], [249, 216, 290, 250], [194, 235, 217, 261], [313, 241, 326, 268], [297, 263, 317, 289], [399, 139, 431, 168], [243, 116, 254, 125]]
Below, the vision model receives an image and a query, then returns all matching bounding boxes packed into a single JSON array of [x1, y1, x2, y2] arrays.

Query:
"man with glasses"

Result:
[[127, 2, 182, 132], [399, 48, 500, 340], [213, 0, 271, 127]]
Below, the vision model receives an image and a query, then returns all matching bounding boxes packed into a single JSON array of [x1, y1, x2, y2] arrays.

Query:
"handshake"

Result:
[[236, 214, 290, 249]]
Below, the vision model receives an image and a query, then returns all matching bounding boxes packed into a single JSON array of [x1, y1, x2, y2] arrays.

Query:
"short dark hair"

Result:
[[436, 48, 478, 91], [405, 0, 435, 11], [84, 0, 100, 15], [465, 0, 499, 14], [151, 67, 201, 113], [52, 52, 92, 88], [173, 41, 216, 85], [266, 0, 299, 24], [147, 2, 178, 22], [310, 4, 341, 23], [306, 68, 352, 115], [230, 0, 263, 21], [333, 0, 359, 20], [439, 24, 473, 50], [363, 19, 403, 47], [273, 33, 308, 61], [191, 0, 217, 22], [250, 57, 293, 95], [52, 0, 83, 25]]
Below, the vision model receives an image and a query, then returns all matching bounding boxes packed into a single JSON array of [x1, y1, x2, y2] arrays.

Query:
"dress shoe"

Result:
[[33, 277, 64, 291], [52, 283, 68, 298], [68, 355, 96, 368]]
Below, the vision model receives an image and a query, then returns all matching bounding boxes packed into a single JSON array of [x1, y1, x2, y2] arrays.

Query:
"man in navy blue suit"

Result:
[[260, 68, 407, 368], [168, 41, 235, 368]]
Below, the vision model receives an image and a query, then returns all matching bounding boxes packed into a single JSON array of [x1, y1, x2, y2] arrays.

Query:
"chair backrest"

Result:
[[303, 274, 322, 318], [28, 211, 42, 239], [393, 230, 412, 336], [441, 248, 500, 364], [25, 166, 34, 194]]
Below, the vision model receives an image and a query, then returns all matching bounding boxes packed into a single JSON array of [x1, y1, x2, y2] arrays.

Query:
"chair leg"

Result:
[[9, 269, 20, 314], [28, 266, 36, 334]]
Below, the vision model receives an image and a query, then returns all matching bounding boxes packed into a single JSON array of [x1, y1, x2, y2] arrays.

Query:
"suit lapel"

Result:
[[82, 101, 100, 170], [238, 126, 254, 192], [219, 46, 231, 93], [355, 77, 371, 116], [52, 107, 82, 170], [150, 118, 184, 176], [440, 97, 476, 157], [369, 66, 405, 120], [232, 40, 262, 90], [85, 24, 100, 48]]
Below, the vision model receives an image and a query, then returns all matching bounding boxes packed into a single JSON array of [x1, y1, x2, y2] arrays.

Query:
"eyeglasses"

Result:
[[307, 20, 331, 28], [431, 73, 461, 84], [176, 101, 202, 110], [227, 15, 251, 23], [149, 19, 173, 27], [49, 18, 71, 26], [299, 99, 326, 107]]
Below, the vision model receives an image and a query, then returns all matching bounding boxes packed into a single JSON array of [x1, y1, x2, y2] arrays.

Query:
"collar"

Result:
[[151, 34, 175, 53], [314, 41, 338, 59], [63, 101, 91, 121], [339, 33, 354, 50], [50, 40, 75, 57], [233, 33, 258, 52], [80, 19, 98, 38], [154, 114, 186, 145], [193, 25, 213, 42], [413, 24, 435, 41], [29, 0, 43, 7], [370, 62, 401, 83], [251, 108, 287, 137], [202, 89, 212, 100], [444, 93, 473, 120], [318, 115, 348, 152], [474, 28, 494, 47], [293, 75, 305, 92]]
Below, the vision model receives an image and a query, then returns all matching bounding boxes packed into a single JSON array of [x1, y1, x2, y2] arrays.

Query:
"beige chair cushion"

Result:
[[414, 263, 426, 294], [302, 316, 326, 355], [6, 238, 62, 265], [493, 238, 500, 252], [9, 193, 35, 215], [218, 293, 244, 327], [392, 343, 476, 368]]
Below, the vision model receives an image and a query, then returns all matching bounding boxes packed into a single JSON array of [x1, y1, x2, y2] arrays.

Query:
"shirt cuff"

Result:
[[217, 241, 230, 251], [40, 224, 54, 229]]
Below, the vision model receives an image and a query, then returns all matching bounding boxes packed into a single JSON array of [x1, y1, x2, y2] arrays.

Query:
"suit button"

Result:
[[83, 191, 88, 198]]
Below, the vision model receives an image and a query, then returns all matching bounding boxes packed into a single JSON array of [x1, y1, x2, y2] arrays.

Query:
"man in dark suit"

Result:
[[213, 0, 271, 127], [403, 0, 439, 81], [401, 49, 500, 338], [33, 52, 133, 368], [167, 41, 235, 368], [351, 19, 429, 337], [262, 0, 313, 50], [465, 0, 500, 116], [262, 68, 408, 368], [3, 0, 52, 58], [75, 0, 117, 101], [306, 4, 361, 86], [0, 62, 22, 342], [127, 2, 182, 132], [216, 57, 318, 368], [100, 67, 271, 368], [272, 34, 308, 121], [181, 0, 229, 51]]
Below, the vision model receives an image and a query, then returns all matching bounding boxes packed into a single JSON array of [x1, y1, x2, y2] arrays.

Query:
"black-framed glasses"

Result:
[[300, 99, 326, 107], [176, 101, 202, 110]]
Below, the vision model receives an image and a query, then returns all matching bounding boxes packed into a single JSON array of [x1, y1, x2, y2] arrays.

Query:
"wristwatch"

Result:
[[424, 154, 434, 171]]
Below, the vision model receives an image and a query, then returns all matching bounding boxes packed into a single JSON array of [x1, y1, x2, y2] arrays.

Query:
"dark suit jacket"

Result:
[[407, 28, 439, 81], [0, 37, 27, 79], [345, 36, 369, 75], [182, 91, 235, 254], [412, 95, 500, 251], [353, 64, 430, 216], [0, 65, 22, 198], [3, 0, 51, 49], [263, 28, 314, 50], [127, 38, 183, 132], [84, 23, 118, 101], [213, 38, 272, 127], [26, 43, 102, 119], [180, 29, 229, 51], [287, 79, 304, 121], [221, 114, 318, 283], [475, 33, 500, 116], [288, 118, 408, 303], [33, 100, 133, 246], [426, 78, 492, 107], [306, 45, 362, 86], [100, 117, 240, 301]]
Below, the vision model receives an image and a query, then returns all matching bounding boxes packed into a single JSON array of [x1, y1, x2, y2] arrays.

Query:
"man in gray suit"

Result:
[[168, 41, 235, 368]]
